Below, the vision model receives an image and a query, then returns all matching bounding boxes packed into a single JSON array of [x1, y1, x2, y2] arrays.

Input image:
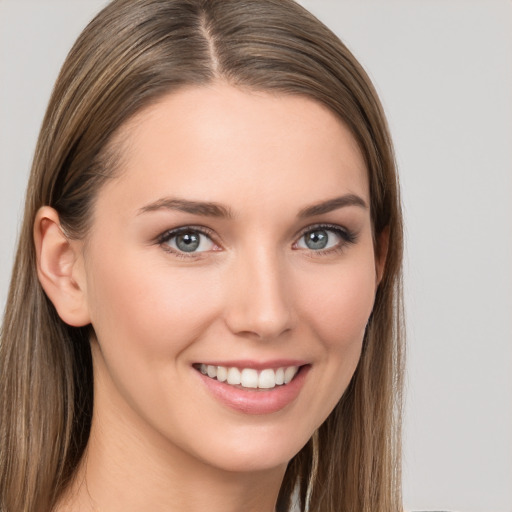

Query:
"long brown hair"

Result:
[[0, 1, 404, 510]]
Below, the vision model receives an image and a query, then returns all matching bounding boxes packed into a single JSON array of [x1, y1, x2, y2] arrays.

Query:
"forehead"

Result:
[[98, 83, 369, 215]]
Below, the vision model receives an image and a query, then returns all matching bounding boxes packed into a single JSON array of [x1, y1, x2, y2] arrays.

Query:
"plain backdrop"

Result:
[[1, 1, 511, 511]]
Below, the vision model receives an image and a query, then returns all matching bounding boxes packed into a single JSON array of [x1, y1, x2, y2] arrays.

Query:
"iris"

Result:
[[304, 230, 329, 250]]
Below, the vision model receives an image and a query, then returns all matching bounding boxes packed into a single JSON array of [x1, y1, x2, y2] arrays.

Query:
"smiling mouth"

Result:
[[194, 363, 302, 390]]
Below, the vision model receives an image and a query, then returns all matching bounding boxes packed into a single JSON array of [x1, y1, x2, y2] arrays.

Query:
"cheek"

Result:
[[295, 255, 377, 419], [299, 258, 376, 348], [85, 252, 222, 359]]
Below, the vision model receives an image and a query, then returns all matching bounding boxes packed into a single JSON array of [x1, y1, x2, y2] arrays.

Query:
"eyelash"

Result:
[[294, 223, 358, 256], [157, 225, 218, 260], [156, 223, 357, 259]]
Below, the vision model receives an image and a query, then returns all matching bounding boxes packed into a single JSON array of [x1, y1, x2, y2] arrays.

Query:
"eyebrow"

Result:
[[138, 193, 367, 219], [297, 194, 368, 218], [138, 198, 234, 218]]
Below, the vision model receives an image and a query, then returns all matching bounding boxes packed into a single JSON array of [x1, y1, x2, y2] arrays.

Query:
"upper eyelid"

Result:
[[295, 222, 352, 238], [158, 225, 217, 242]]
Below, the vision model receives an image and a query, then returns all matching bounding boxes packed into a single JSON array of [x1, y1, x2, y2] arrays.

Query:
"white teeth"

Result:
[[216, 366, 227, 382], [284, 366, 298, 384], [199, 364, 300, 389], [227, 367, 241, 385], [241, 369, 258, 388], [258, 369, 276, 389]]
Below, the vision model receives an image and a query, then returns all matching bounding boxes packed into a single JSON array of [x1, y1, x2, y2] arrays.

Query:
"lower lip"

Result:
[[197, 365, 310, 415]]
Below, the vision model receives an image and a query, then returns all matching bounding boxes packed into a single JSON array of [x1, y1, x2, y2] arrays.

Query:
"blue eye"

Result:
[[161, 228, 216, 254], [296, 226, 354, 252]]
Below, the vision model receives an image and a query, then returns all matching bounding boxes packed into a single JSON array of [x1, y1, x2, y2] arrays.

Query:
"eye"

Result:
[[295, 225, 355, 252], [160, 227, 217, 254]]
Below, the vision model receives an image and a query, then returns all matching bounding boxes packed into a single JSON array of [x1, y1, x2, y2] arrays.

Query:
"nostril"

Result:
[[224, 307, 295, 341]]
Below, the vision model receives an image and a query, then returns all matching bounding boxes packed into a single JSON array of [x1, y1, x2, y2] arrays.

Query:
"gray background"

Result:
[[1, 1, 511, 511]]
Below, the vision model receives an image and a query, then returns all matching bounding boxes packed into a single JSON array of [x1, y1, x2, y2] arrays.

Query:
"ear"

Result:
[[375, 225, 390, 286], [34, 206, 91, 327]]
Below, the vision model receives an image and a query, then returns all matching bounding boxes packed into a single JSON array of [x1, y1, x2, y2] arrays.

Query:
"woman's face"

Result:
[[80, 83, 380, 473]]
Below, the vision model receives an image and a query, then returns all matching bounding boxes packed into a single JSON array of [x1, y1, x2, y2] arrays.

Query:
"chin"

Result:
[[172, 420, 313, 473], [198, 438, 304, 474]]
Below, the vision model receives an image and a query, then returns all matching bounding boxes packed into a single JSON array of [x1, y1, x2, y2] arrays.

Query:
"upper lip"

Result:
[[193, 359, 309, 371]]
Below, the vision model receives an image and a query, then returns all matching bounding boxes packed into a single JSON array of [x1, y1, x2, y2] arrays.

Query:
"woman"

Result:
[[0, 0, 404, 511]]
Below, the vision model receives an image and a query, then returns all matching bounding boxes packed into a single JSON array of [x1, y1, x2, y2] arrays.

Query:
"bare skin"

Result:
[[37, 83, 384, 512]]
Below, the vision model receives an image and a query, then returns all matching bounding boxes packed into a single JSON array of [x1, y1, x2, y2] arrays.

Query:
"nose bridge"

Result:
[[224, 243, 294, 339]]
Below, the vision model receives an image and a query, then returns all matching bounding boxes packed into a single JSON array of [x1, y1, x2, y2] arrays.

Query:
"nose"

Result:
[[223, 247, 295, 340]]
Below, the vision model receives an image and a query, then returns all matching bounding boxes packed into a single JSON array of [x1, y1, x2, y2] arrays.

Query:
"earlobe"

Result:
[[34, 206, 91, 327], [375, 225, 390, 286]]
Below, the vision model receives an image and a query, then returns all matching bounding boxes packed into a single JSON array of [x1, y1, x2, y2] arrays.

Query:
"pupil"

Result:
[[306, 230, 328, 250], [176, 232, 200, 252]]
